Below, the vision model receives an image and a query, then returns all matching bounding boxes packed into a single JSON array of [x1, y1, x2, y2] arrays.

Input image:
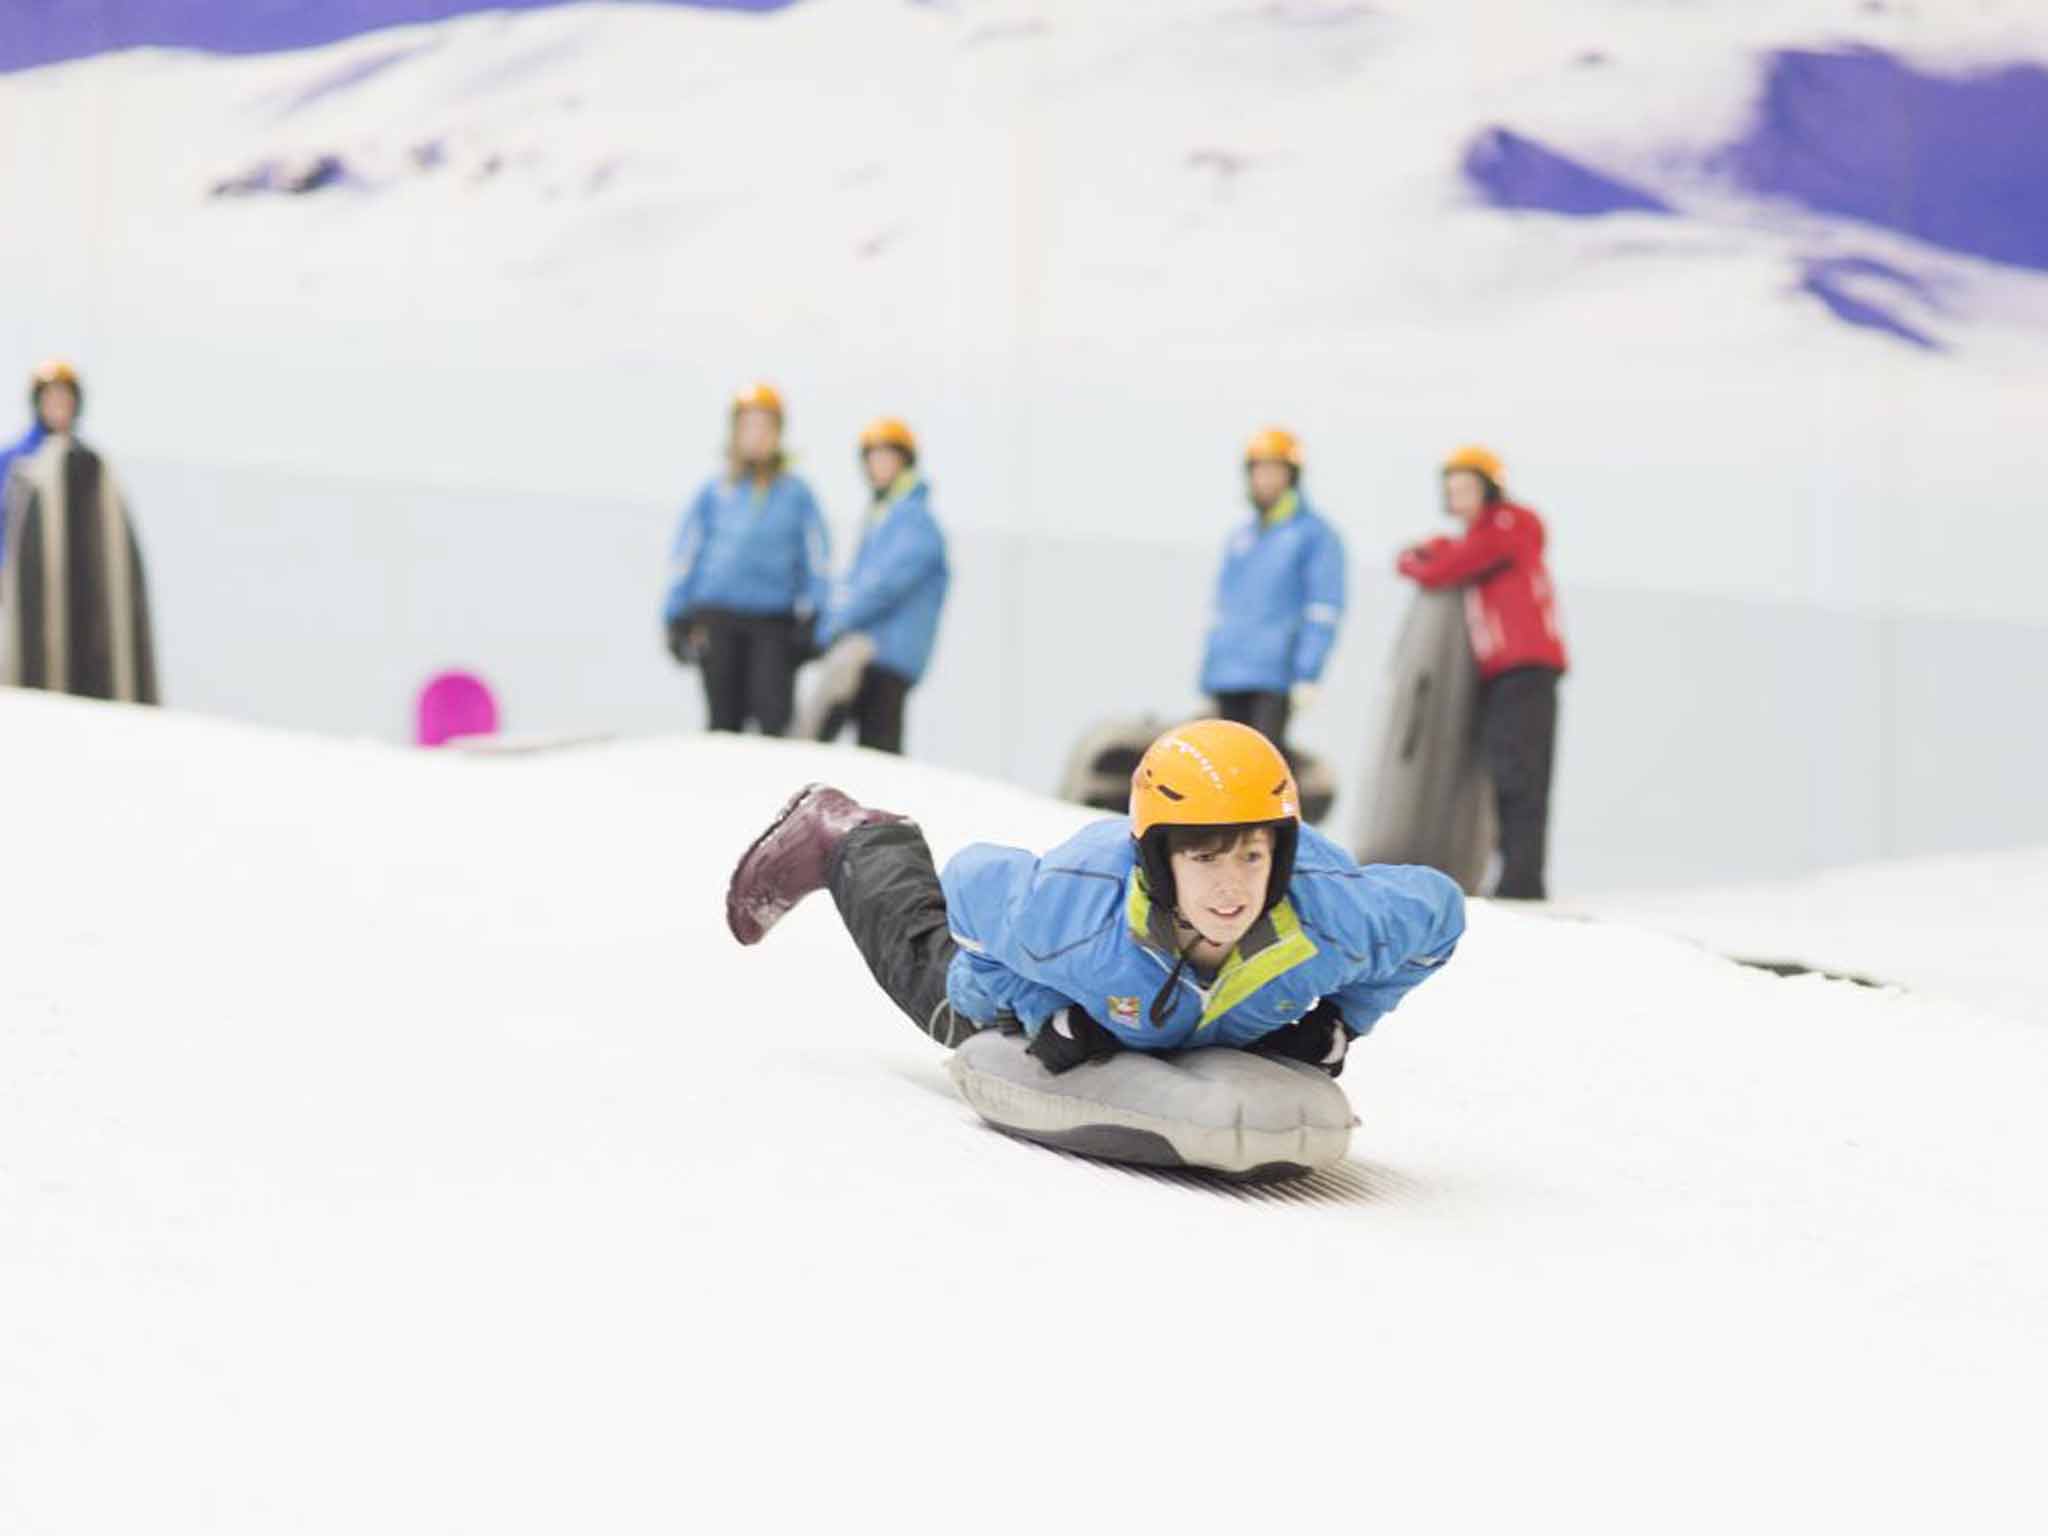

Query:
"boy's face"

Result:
[[36, 383, 78, 434], [1170, 826, 1275, 951]]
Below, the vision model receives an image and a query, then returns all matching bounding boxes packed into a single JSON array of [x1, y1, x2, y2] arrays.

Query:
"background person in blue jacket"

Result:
[[725, 719, 1463, 1076], [1199, 427, 1346, 760], [808, 417, 949, 755], [663, 382, 830, 737]]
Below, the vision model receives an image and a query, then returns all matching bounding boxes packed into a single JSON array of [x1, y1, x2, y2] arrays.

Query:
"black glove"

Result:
[[666, 615, 705, 666], [1255, 998, 1356, 1077], [1026, 1006, 1122, 1075]]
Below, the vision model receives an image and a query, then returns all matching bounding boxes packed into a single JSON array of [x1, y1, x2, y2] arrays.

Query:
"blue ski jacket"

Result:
[[817, 474, 949, 683], [940, 818, 1463, 1050], [1199, 491, 1347, 694], [663, 470, 830, 622], [0, 420, 48, 568]]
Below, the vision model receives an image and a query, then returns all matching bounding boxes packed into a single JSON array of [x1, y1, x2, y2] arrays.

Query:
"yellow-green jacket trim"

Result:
[[1125, 874, 1320, 1032]]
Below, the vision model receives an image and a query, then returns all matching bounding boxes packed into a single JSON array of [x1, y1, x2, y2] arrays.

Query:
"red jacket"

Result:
[[1397, 499, 1568, 679]]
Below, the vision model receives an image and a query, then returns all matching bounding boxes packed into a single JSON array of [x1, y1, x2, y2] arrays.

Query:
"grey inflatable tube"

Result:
[[948, 1031, 1357, 1180], [1355, 588, 1495, 894]]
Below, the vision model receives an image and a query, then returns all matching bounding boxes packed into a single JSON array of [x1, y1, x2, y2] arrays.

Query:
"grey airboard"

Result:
[[948, 1031, 1355, 1179]]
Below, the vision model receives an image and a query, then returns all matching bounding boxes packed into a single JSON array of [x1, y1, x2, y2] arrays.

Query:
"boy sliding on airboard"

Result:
[[726, 720, 1464, 1074]]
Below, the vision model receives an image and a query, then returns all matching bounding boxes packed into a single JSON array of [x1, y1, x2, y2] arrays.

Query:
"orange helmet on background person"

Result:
[[29, 358, 82, 411], [1243, 426, 1303, 470], [1442, 444, 1504, 486], [858, 416, 917, 463], [1130, 719, 1301, 920], [731, 382, 784, 420]]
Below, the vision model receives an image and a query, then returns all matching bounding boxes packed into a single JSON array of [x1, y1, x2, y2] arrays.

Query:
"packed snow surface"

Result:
[[1592, 847, 2048, 1027], [2, 694, 2043, 1532]]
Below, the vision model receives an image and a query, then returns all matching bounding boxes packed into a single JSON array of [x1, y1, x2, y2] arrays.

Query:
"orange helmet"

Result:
[[858, 416, 917, 461], [29, 358, 81, 410], [1244, 426, 1303, 470], [1130, 719, 1301, 917], [731, 382, 784, 419], [1442, 444, 1504, 485]]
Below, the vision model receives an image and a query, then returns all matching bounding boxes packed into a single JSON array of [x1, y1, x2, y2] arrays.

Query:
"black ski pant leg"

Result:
[[1480, 667, 1560, 900], [698, 611, 751, 733], [1212, 690, 1294, 760], [817, 698, 853, 744], [746, 613, 799, 738], [826, 820, 977, 1047], [853, 665, 911, 756], [1246, 690, 1292, 756]]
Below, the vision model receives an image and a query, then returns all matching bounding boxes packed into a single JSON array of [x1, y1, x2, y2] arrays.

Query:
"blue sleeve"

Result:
[[941, 841, 1107, 1033], [0, 424, 46, 562], [1292, 519, 1346, 682], [663, 487, 712, 622], [1325, 865, 1464, 1036], [798, 484, 831, 619], [830, 507, 945, 639], [949, 943, 1076, 1034]]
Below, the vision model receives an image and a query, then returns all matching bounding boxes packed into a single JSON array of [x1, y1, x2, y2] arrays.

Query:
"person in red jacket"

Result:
[[1397, 445, 1567, 899]]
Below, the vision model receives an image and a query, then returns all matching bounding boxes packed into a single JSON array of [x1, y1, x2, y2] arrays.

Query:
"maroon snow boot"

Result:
[[725, 783, 907, 945]]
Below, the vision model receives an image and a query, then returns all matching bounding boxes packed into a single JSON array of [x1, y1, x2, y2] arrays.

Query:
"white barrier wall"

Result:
[[122, 450, 2048, 893]]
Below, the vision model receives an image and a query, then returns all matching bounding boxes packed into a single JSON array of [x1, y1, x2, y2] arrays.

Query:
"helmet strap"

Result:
[[1149, 943, 1194, 1028]]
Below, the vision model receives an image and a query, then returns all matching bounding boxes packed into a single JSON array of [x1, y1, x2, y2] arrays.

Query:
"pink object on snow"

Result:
[[415, 669, 500, 747]]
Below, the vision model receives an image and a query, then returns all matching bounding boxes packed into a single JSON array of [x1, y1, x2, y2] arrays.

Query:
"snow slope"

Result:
[[3, 693, 2044, 1533], [1590, 846, 2048, 1026]]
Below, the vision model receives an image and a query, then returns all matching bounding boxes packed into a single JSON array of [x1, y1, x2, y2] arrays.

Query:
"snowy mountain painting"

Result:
[[0, 0, 798, 72], [2, 0, 2046, 888]]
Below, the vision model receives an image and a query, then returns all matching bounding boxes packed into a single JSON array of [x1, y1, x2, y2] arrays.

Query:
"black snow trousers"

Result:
[[827, 820, 979, 1047], [1478, 665, 1561, 901], [819, 663, 913, 755], [698, 609, 802, 736], [1212, 690, 1292, 754]]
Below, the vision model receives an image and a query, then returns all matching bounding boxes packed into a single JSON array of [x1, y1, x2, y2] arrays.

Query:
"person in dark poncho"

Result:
[[1, 361, 159, 704]]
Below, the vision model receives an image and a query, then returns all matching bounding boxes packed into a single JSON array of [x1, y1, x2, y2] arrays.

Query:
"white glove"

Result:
[[1290, 682, 1321, 716], [791, 631, 878, 742], [816, 632, 877, 707]]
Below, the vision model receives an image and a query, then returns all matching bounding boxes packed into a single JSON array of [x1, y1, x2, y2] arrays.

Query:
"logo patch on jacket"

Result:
[[1106, 995, 1141, 1026]]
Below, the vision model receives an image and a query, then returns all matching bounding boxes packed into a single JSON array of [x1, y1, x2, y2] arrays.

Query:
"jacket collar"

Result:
[[1253, 488, 1300, 529], [866, 471, 921, 529]]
